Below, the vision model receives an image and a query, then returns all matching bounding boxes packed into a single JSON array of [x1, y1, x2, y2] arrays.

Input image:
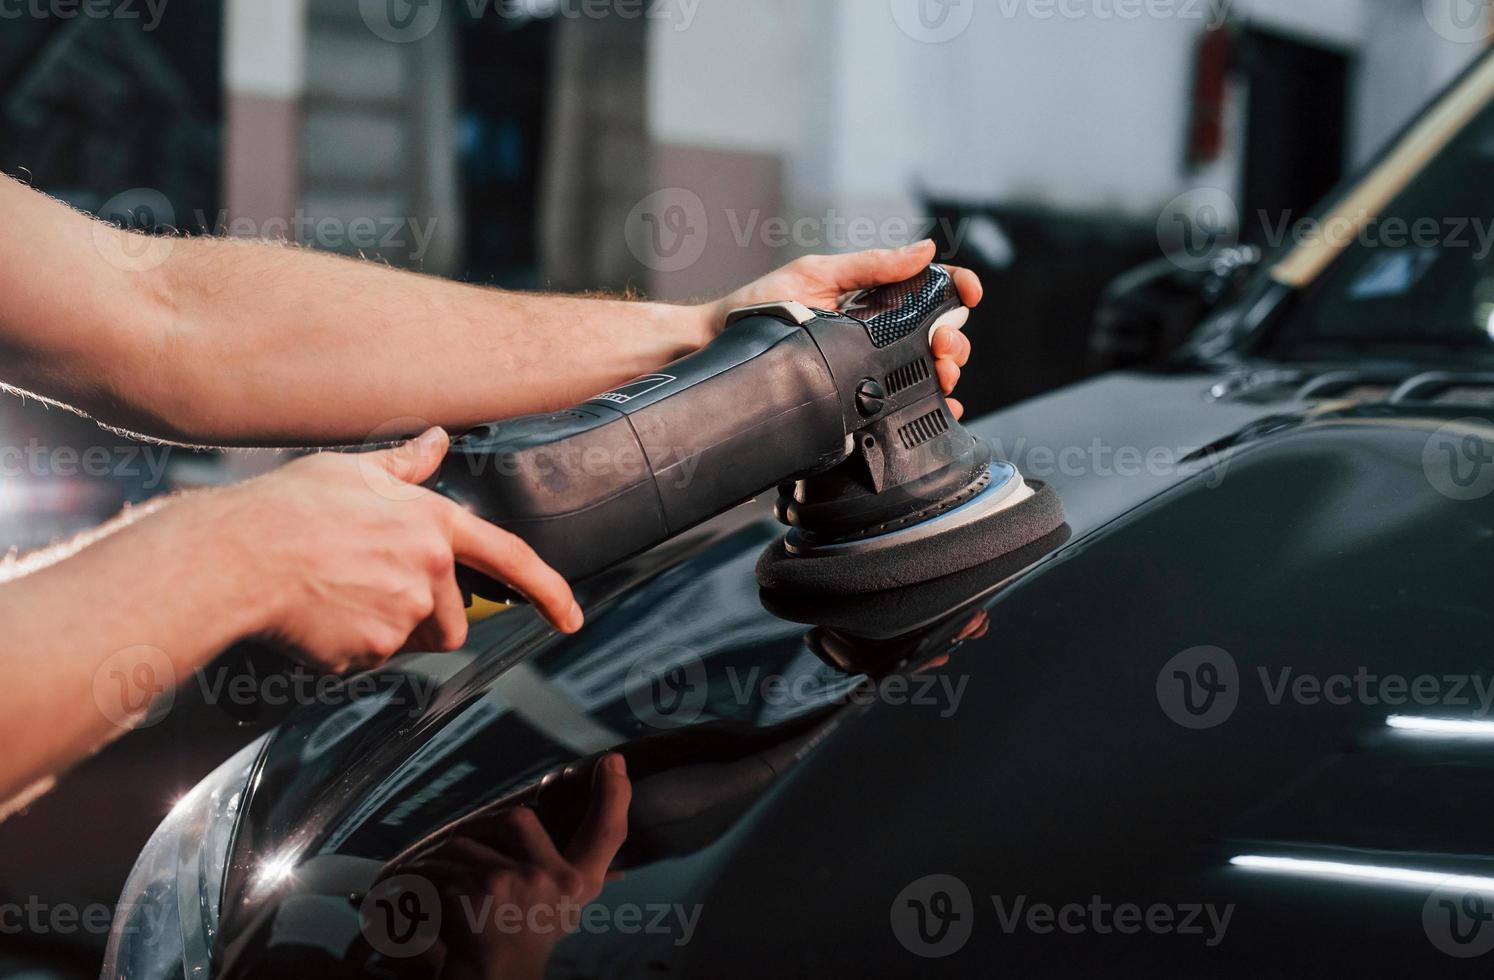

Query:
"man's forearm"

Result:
[[0, 176, 714, 446], [0, 493, 259, 805], [137, 238, 716, 445]]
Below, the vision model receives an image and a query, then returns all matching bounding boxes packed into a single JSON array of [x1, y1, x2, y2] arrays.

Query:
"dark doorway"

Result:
[[1238, 28, 1351, 242], [455, 12, 556, 289]]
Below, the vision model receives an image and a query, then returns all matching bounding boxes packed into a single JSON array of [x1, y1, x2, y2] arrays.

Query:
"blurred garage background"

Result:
[[0, 0, 1488, 973]]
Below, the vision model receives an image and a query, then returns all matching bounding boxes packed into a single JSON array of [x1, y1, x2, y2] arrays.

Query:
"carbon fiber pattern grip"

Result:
[[840, 264, 959, 348]]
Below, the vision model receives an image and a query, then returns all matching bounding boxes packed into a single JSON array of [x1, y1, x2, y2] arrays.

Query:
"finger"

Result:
[[947, 398, 965, 421], [445, 506, 582, 633], [932, 327, 972, 367], [367, 427, 450, 484], [427, 836, 512, 870], [494, 807, 571, 874], [955, 612, 988, 643], [931, 327, 971, 368], [935, 359, 961, 395], [823, 240, 937, 296], [428, 571, 470, 651], [945, 264, 984, 308], [564, 754, 631, 882]]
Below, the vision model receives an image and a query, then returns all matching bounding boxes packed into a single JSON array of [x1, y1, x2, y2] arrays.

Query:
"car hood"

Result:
[[217, 368, 1494, 976]]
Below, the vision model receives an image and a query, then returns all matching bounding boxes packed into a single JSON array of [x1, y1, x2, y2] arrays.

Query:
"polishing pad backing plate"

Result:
[[756, 478, 1066, 596], [783, 462, 1031, 558]]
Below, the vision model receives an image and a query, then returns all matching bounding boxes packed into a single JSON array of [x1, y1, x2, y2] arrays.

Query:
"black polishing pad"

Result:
[[755, 480, 1066, 596]]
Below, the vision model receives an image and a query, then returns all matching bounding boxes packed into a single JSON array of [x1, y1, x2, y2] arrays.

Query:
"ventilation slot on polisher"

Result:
[[885, 358, 931, 396], [898, 409, 949, 450]]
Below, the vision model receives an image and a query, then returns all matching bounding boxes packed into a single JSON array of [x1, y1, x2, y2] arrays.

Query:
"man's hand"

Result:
[[708, 240, 981, 418], [216, 427, 581, 672]]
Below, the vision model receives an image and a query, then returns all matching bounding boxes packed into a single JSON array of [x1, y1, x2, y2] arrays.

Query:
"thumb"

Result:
[[829, 240, 937, 293], [370, 427, 450, 484]]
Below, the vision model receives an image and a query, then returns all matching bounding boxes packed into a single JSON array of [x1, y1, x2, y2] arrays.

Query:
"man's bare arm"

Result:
[[0, 176, 712, 446], [0, 429, 582, 809]]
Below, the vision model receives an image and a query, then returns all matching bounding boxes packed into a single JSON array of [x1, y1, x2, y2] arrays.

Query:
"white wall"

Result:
[[647, 0, 811, 157], [649, 0, 1487, 228]]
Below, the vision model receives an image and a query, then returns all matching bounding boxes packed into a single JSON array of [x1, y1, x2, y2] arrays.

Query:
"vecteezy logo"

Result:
[[625, 646, 709, 728], [360, 874, 443, 958], [1156, 646, 1239, 729], [1157, 188, 1240, 273], [889, 0, 975, 43], [1423, 0, 1494, 43], [891, 874, 974, 958], [1424, 420, 1494, 501], [1425, 883, 1494, 957], [93, 645, 176, 730], [93, 188, 177, 273], [625, 188, 709, 274], [592, 374, 676, 405], [359, 0, 442, 43]]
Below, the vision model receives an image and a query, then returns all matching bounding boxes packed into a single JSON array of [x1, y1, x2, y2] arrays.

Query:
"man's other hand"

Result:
[[218, 427, 582, 673]]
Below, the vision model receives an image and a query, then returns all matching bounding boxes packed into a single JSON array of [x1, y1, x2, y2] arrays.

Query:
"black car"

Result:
[[105, 51, 1494, 978]]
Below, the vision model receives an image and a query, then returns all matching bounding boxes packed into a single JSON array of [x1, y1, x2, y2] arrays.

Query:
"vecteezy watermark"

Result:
[[359, 874, 701, 958], [1423, 419, 1494, 502], [992, 0, 1230, 26], [196, 664, 443, 720], [891, 875, 1233, 958], [1257, 210, 1494, 262], [452, 896, 702, 945], [1157, 188, 1241, 273], [890, 0, 977, 43], [0, 0, 168, 29], [1157, 645, 1494, 730], [1423, 0, 1494, 44], [726, 666, 969, 718], [990, 894, 1233, 947], [92, 645, 176, 731], [0, 895, 174, 942], [623, 190, 971, 274], [1156, 646, 1240, 730], [624, 188, 710, 274], [360, 0, 700, 43], [892, 874, 976, 957], [625, 646, 972, 729], [442, 433, 705, 493], [361, 874, 445, 959], [625, 646, 710, 728], [0, 440, 173, 487], [93, 188, 178, 273], [1425, 881, 1494, 958], [724, 210, 971, 255], [989, 436, 1233, 487]]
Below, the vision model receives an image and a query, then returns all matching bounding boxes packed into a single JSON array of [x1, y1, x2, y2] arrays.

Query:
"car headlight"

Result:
[[102, 736, 266, 980]]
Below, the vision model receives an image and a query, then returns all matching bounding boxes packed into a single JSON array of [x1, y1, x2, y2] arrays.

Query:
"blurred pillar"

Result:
[[537, 14, 652, 293], [222, 0, 308, 232]]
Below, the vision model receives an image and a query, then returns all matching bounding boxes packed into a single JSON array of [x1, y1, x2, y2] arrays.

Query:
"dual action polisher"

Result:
[[434, 265, 1065, 599]]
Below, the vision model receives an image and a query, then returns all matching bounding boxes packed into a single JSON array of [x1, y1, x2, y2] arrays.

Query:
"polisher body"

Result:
[[434, 266, 1060, 599]]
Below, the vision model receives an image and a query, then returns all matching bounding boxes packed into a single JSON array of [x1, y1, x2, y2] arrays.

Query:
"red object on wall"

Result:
[[1187, 26, 1234, 166]]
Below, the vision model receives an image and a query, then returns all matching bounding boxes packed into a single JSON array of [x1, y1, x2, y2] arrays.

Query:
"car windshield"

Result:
[[1264, 96, 1494, 363]]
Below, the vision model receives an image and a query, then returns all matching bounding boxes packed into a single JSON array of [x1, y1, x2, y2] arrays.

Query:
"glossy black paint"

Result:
[[214, 362, 1494, 976]]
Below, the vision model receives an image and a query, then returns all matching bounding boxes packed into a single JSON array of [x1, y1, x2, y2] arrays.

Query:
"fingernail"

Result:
[[605, 753, 626, 776], [903, 239, 933, 253], [567, 600, 584, 632], [417, 427, 446, 448]]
